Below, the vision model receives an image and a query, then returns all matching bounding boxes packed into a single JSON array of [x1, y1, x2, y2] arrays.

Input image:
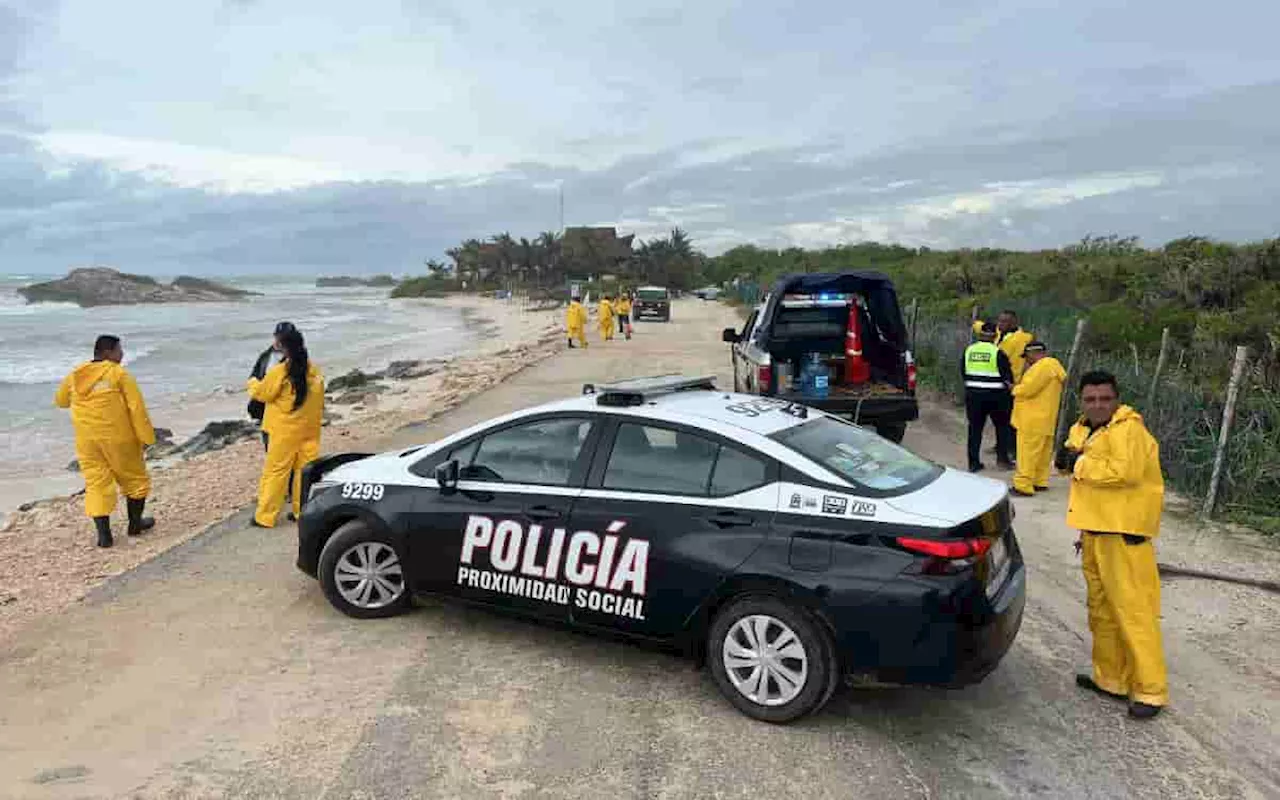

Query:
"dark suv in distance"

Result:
[[633, 286, 671, 321]]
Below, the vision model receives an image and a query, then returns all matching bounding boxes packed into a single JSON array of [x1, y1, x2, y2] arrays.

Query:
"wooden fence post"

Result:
[[1146, 327, 1171, 412], [1052, 318, 1089, 458], [907, 299, 919, 349], [1203, 345, 1250, 518]]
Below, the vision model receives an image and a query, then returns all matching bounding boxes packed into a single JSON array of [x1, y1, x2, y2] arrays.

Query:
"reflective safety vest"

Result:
[[964, 341, 1005, 390]]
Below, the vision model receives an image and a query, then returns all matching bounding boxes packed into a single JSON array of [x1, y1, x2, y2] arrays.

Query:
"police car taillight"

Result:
[[897, 536, 992, 576], [905, 350, 917, 391], [897, 537, 992, 559]]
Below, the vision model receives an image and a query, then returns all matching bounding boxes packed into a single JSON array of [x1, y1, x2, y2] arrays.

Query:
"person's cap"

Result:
[[980, 321, 998, 335], [274, 321, 297, 336], [1025, 340, 1048, 354]]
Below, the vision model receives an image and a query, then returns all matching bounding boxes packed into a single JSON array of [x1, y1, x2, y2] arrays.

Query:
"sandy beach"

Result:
[[0, 294, 564, 641]]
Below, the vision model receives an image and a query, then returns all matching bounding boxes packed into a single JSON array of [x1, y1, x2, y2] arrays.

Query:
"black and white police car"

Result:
[[296, 375, 1025, 723]]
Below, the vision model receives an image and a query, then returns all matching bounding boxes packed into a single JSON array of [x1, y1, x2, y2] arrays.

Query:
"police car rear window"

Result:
[[771, 417, 939, 492]]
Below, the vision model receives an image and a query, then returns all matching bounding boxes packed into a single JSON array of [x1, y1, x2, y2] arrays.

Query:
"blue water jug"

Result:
[[811, 354, 830, 400]]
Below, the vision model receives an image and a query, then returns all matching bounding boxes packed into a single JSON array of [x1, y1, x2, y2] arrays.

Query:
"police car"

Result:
[[296, 376, 1025, 723]]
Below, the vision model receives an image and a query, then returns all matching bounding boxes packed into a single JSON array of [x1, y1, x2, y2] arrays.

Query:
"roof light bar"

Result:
[[583, 374, 717, 406]]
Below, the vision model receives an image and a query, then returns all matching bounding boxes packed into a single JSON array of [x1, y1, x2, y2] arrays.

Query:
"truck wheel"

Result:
[[875, 423, 907, 444], [707, 595, 838, 723]]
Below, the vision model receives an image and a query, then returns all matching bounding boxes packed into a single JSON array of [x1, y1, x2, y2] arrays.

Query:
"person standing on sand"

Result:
[[247, 328, 324, 528], [598, 295, 615, 341], [54, 335, 156, 548], [247, 321, 295, 451], [1056, 370, 1167, 720], [565, 293, 588, 348]]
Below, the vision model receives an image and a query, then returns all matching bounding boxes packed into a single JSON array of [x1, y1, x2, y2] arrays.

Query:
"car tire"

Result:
[[707, 595, 838, 723], [318, 520, 413, 619], [875, 423, 907, 444]]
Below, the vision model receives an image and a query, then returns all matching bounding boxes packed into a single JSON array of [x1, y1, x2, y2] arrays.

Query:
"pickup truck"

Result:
[[721, 271, 920, 442]]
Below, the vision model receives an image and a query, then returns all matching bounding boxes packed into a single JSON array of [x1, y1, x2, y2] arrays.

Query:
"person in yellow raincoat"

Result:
[[565, 293, 588, 348], [598, 295, 615, 341], [615, 292, 632, 339], [1010, 341, 1066, 496], [55, 335, 156, 548], [1056, 370, 1167, 719], [972, 310, 1035, 383], [247, 328, 324, 528]]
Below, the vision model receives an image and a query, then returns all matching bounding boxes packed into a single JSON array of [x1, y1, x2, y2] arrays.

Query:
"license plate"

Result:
[[986, 537, 1010, 598]]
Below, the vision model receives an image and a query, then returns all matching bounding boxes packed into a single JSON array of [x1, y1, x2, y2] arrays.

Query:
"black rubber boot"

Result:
[[1129, 702, 1163, 720], [94, 516, 113, 548], [126, 497, 155, 536], [1075, 673, 1127, 701]]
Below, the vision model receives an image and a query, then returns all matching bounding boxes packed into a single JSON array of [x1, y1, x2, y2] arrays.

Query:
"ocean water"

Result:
[[0, 274, 480, 507]]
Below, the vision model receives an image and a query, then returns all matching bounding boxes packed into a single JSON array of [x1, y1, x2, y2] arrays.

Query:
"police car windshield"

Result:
[[771, 417, 940, 492], [637, 289, 667, 300]]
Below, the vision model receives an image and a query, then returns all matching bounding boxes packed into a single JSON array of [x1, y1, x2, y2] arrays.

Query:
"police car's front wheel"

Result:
[[318, 520, 412, 619], [707, 596, 838, 723]]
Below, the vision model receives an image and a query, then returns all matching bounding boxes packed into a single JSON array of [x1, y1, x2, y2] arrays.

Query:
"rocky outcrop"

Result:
[[168, 420, 260, 459], [316, 275, 397, 288], [19, 268, 257, 307], [327, 369, 377, 392]]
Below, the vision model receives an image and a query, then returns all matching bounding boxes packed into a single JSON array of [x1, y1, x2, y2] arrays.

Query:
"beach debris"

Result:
[[170, 420, 261, 458], [327, 369, 377, 392]]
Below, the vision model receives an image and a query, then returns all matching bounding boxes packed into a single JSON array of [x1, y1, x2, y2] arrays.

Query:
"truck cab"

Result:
[[721, 272, 919, 442]]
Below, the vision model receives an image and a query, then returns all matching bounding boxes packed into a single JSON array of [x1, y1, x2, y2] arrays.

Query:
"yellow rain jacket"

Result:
[[972, 321, 1035, 383], [1011, 356, 1066, 435], [616, 297, 632, 316], [55, 360, 155, 517], [566, 300, 588, 345], [1064, 405, 1164, 538], [248, 362, 325, 526]]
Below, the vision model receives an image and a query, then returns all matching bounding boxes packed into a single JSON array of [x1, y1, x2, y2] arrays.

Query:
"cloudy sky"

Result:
[[2, 0, 1278, 274]]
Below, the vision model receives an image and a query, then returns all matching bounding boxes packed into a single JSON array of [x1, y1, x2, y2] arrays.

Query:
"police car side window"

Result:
[[604, 423, 719, 496], [710, 445, 768, 496], [464, 418, 591, 486]]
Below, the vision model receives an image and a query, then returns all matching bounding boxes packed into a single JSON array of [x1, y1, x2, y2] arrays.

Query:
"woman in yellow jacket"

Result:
[[54, 335, 156, 548], [1057, 370, 1167, 719], [247, 328, 324, 528], [615, 293, 632, 339], [598, 296, 615, 341]]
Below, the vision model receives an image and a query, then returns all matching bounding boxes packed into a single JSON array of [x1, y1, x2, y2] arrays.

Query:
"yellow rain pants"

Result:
[[566, 300, 588, 347], [255, 437, 320, 526], [248, 361, 325, 527], [1081, 533, 1169, 707], [1014, 434, 1054, 493], [55, 360, 155, 518]]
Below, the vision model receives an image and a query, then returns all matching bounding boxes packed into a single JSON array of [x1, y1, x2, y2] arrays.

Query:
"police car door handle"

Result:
[[525, 505, 561, 521], [708, 510, 754, 529]]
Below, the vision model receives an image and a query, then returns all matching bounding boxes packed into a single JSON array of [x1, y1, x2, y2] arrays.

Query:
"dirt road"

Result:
[[1, 299, 1277, 799]]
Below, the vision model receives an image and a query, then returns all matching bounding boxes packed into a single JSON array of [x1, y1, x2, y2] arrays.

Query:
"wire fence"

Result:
[[910, 306, 1280, 532]]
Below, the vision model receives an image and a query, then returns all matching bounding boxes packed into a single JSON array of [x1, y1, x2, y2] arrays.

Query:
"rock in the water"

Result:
[[327, 369, 376, 392], [67, 459, 80, 473], [154, 427, 175, 444], [316, 275, 398, 288], [170, 420, 261, 458], [18, 501, 36, 512], [18, 267, 258, 307], [384, 360, 423, 379]]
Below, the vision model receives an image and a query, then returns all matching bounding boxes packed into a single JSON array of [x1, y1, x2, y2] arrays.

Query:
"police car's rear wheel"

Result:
[[708, 596, 837, 723], [318, 520, 412, 619]]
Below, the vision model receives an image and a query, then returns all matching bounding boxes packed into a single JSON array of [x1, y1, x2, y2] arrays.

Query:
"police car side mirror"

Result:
[[435, 459, 459, 492], [722, 328, 740, 344]]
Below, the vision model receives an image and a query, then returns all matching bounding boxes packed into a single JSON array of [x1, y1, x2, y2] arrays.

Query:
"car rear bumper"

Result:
[[835, 555, 1026, 686]]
